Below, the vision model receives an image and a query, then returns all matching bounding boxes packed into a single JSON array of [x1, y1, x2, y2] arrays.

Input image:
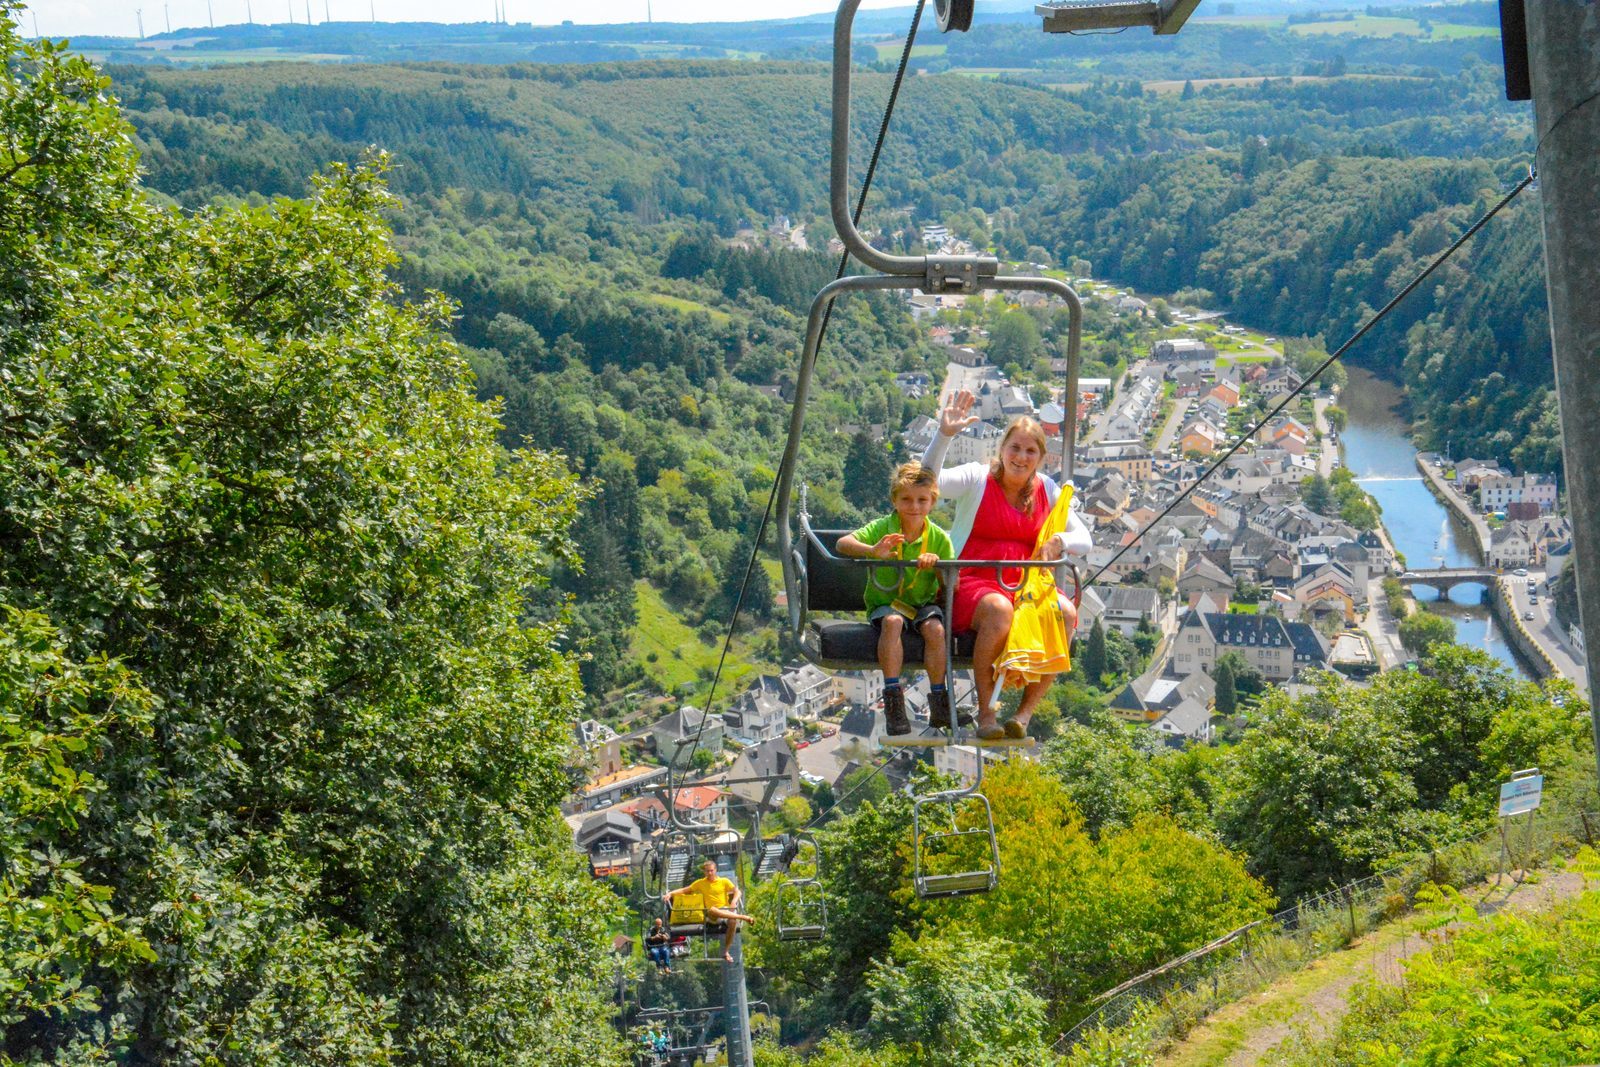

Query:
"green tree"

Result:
[[1399, 609, 1457, 656], [0, 22, 621, 1061], [1220, 678, 1420, 899], [987, 308, 1042, 370], [843, 429, 893, 513], [1080, 619, 1109, 685], [1301, 473, 1334, 515], [1213, 657, 1239, 718], [865, 933, 1050, 1066]]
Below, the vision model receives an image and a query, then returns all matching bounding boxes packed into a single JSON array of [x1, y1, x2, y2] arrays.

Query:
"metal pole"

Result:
[[1524, 2, 1600, 787], [722, 936, 755, 1067]]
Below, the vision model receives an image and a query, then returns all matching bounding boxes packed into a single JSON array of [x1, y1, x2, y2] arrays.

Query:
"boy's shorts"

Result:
[[870, 602, 944, 635]]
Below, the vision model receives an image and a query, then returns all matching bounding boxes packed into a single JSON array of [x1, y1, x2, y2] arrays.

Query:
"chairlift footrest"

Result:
[[882, 735, 1036, 749]]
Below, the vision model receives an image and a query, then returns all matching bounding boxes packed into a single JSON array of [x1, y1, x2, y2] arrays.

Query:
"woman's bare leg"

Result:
[[1011, 675, 1055, 728], [971, 593, 1013, 727]]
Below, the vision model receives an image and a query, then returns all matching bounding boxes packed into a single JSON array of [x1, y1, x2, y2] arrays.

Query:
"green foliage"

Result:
[[1398, 608, 1456, 656], [1220, 677, 1421, 900], [0, 18, 621, 1061], [1213, 657, 1239, 718], [1270, 865, 1600, 1066], [865, 932, 1051, 1067]]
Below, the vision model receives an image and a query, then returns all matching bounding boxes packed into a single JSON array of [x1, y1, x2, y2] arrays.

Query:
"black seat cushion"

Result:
[[812, 620, 975, 668]]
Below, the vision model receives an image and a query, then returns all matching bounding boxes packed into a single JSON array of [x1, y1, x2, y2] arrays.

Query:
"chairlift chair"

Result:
[[912, 787, 1002, 898], [773, 834, 829, 941]]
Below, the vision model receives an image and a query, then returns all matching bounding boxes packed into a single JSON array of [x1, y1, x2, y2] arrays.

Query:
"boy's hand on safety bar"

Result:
[[916, 551, 940, 570]]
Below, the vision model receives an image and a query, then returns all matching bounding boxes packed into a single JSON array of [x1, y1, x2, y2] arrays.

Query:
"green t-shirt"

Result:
[[850, 514, 954, 613]]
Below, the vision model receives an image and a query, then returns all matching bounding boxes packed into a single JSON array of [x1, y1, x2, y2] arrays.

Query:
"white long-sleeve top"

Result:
[[922, 432, 1093, 560]]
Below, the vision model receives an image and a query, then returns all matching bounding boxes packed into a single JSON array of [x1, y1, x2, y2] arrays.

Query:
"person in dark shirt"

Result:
[[645, 917, 673, 973]]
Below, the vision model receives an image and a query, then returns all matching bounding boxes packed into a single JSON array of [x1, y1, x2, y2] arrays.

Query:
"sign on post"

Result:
[[1498, 771, 1543, 818]]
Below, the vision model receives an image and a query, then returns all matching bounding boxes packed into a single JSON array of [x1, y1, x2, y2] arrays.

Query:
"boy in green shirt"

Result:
[[836, 462, 954, 735]]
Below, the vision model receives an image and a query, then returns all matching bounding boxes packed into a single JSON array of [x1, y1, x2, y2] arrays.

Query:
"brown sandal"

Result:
[[1003, 718, 1029, 739], [975, 721, 1006, 741]]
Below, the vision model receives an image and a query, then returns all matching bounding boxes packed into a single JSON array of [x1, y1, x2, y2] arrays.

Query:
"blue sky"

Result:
[[27, 0, 909, 38]]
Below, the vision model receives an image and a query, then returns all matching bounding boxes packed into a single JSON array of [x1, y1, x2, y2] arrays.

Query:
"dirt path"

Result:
[[1157, 868, 1592, 1067]]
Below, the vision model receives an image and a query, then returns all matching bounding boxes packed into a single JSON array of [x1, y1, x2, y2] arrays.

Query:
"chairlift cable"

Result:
[[675, 0, 930, 774], [1084, 169, 1535, 588]]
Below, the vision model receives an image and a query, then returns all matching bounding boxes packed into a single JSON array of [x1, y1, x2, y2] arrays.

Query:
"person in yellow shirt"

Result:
[[666, 860, 755, 962]]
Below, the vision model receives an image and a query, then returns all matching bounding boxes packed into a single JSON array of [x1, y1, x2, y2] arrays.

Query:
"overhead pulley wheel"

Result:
[[936, 0, 974, 33]]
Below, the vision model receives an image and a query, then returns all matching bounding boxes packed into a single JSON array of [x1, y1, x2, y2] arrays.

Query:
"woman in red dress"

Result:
[[922, 389, 1091, 738]]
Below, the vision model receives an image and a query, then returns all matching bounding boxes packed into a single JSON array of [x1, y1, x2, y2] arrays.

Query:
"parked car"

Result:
[[795, 740, 810, 749], [1514, 567, 1529, 576], [1524, 610, 1536, 621], [822, 726, 838, 738]]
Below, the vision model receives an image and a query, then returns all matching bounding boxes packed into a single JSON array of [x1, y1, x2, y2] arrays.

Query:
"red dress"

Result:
[[951, 476, 1050, 634]]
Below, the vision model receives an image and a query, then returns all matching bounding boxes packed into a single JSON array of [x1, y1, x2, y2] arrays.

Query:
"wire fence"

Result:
[[1056, 803, 1600, 1056]]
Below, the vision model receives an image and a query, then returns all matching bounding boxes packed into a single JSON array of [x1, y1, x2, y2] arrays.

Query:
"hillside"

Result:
[[108, 42, 1558, 701]]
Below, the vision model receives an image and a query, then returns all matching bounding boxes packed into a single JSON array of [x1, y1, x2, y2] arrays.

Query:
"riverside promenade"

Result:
[[1415, 451, 1491, 557]]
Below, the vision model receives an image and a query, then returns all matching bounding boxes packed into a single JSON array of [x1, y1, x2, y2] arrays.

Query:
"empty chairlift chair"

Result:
[[773, 835, 828, 941]]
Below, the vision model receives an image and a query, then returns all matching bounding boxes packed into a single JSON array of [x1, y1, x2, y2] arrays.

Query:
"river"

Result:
[[1338, 366, 1528, 677]]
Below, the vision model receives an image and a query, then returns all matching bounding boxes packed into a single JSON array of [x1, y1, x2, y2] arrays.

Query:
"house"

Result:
[[1172, 368, 1210, 397], [1453, 460, 1506, 491], [1171, 611, 1330, 681], [574, 719, 623, 779], [1177, 557, 1234, 600], [1085, 584, 1165, 637], [941, 419, 1006, 466], [933, 743, 1005, 787], [723, 685, 788, 745], [726, 739, 800, 813], [1110, 668, 1215, 723], [652, 706, 725, 768], [1148, 697, 1216, 743], [1179, 419, 1223, 456], [1288, 564, 1359, 625], [1260, 365, 1304, 398], [1081, 473, 1133, 525], [1151, 338, 1218, 363], [571, 764, 669, 814], [1116, 295, 1149, 316], [949, 345, 987, 368], [839, 703, 885, 749], [778, 662, 834, 721], [1488, 521, 1538, 569], [671, 784, 730, 829], [1083, 441, 1154, 482], [831, 670, 884, 710], [575, 810, 642, 877], [1478, 472, 1558, 513], [1208, 376, 1241, 408]]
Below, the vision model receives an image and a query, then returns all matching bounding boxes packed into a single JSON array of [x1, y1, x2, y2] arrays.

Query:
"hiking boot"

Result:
[[927, 688, 971, 729], [882, 687, 911, 735]]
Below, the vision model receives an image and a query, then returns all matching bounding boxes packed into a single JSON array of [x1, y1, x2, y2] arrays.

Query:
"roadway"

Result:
[[1359, 579, 1407, 669], [1501, 570, 1589, 689], [1150, 397, 1191, 455]]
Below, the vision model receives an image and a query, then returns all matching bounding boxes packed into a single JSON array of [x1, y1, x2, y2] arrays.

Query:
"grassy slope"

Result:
[[1155, 867, 1594, 1067]]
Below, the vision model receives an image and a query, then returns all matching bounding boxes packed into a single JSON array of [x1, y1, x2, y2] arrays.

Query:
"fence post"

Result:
[[1580, 810, 1595, 848], [1342, 884, 1356, 941], [1428, 847, 1438, 887]]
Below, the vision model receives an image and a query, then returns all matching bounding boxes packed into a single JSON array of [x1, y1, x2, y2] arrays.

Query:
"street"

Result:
[[1502, 571, 1588, 688]]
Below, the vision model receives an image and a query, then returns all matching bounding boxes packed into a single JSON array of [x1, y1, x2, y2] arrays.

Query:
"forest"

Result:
[[103, 30, 1558, 698], [5, 5, 1595, 1064]]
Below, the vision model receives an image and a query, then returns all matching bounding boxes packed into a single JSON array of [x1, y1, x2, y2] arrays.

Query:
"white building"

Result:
[[1479, 472, 1558, 513]]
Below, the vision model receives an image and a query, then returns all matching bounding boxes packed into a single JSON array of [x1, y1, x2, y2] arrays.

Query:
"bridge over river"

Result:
[[1398, 567, 1499, 595]]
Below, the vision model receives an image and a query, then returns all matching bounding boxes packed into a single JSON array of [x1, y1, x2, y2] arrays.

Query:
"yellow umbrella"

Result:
[[995, 485, 1076, 690]]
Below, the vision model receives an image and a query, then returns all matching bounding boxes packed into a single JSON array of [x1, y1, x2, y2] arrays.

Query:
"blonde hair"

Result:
[[990, 416, 1049, 516], [889, 461, 940, 501]]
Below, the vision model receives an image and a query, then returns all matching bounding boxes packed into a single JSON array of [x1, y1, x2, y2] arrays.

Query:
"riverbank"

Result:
[[1414, 451, 1491, 559]]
